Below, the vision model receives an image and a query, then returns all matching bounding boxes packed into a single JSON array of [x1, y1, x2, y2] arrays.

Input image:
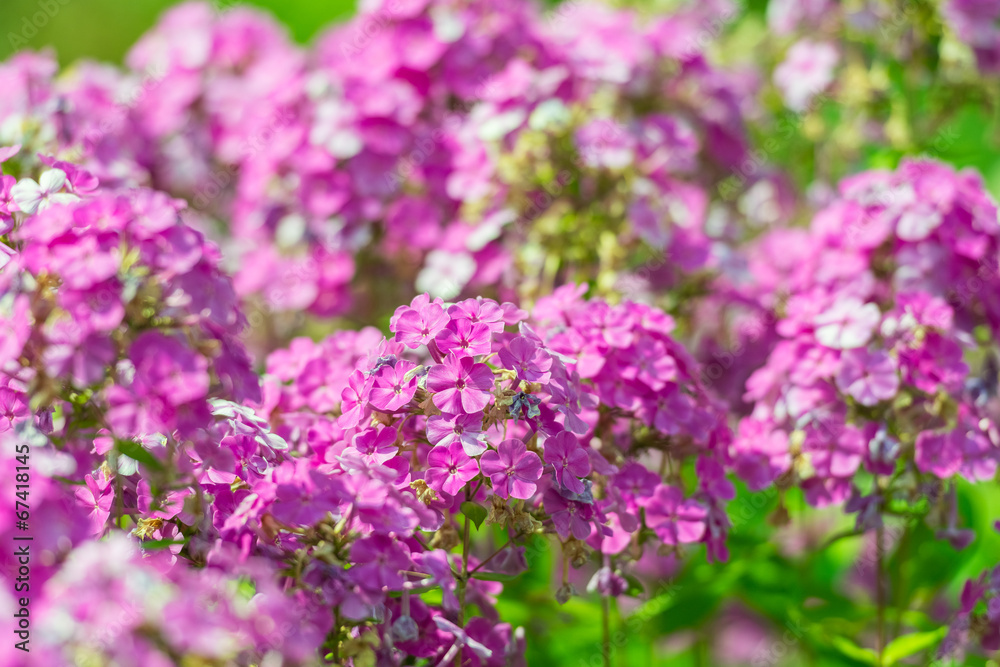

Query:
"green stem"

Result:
[[456, 506, 471, 667], [601, 595, 611, 667], [876, 524, 885, 667]]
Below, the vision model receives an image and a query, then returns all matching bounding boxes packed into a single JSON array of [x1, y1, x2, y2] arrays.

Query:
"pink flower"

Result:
[[448, 298, 507, 333], [129, 331, 210, 407], [74, 473, 114, 536], [352, 426, 399, 465], [349, 534, 411, 592], [426, 412, 487, 456], [425, 441, 480, 496], [498, 335, 552, 384], [802, 425, 865, 479], [732, 418, 791, 491], [392, 298, 449, 348], [338, 369, 372, 428], [369, 360, 418, 412], [642, 484, 707, 545], [543, 431, 590, 493], [435, 317, 493, 357], [835, 348, 900, 406], [480, 439, 543, 500], [915, 430, 964, 478], [813, 298, 880, 349], [426, 354, 495, 414]]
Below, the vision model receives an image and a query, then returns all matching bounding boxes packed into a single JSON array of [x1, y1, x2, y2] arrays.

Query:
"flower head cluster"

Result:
[[734, 159, 1000, 534], [0, 0, 757, 324]]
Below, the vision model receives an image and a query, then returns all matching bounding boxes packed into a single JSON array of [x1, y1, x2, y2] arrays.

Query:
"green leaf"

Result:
[[460, 501, 487, 530], [139, 538, 186, 550], [116, 439, 164, 472], [828, 636, 877, 665], [883, 628, 948, 665], [623, 573, 645, 598]]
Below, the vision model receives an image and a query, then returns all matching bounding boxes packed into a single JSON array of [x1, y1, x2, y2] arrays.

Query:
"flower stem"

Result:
[[456, 506, 472, 667], [602, 595, 611, 667], [876, 524, 885, 667]]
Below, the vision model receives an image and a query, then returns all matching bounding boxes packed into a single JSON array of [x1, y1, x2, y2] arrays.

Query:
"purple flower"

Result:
[[129, 331, 210, 407], [915, 430, 964, 478], [480, 439, 543, 500], [836, 348, 899, 406], [544, 488, 594, 540], [369, 359, 418, 412], [426, 412, 487, 456], [499, 335, 553, 384], [349, 534, 411, 592], [543, 431, 590, 493], [426, 354, 495, 415], [642, 484, 708, 545], [425, 441, 480, 496]]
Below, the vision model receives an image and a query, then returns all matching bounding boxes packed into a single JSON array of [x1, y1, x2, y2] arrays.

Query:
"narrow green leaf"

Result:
[[884, 628, 948, 665], [471, 571, 518, 582]]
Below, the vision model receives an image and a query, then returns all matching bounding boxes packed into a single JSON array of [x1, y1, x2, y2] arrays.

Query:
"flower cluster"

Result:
[[733, 159, 1000, 533], [0, 0, 757, 326], [237, 289, 732, 662]]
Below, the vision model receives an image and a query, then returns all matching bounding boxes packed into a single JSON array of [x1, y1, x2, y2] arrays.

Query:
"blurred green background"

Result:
[[0, 0, 357, 64]]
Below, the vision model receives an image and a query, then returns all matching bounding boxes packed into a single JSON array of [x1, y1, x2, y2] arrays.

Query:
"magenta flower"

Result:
[[369, 360, 418, 412], [74, 473, 114, 536], [835, 348, 899, 406], [480, 439, 543, 500], [338, 369, 372, 428], [642, 484, 708, 545], [425, 441, 480, 496], [129, 331, 210, 407], [426, 412, 487, 456], [915, 430, 964, 478], [499, 335, 553, 384], [349, 534, 411, 593], [448, 297, 507, 333], [802, 425, 865, 479], [543, 431, 590, 493], [426, 354, 495, 414], [544, 488, 594, 540], [392, 299, 449, 348], [435, 317, 493, 357], [352, 426, 399, 465]]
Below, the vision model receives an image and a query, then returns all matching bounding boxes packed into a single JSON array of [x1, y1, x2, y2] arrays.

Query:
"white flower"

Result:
[[774, 40, 839, 112], [10, 169, 78, 215], [814, 298, 881, 349], [416, 250, 476, 300]]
